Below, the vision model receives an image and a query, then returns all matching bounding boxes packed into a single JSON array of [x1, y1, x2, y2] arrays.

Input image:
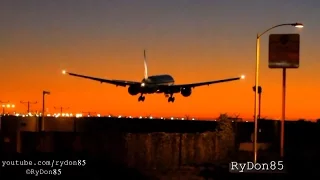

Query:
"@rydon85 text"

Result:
[[229, 161, 284, 173]]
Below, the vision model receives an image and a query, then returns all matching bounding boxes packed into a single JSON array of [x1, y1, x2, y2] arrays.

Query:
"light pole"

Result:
[[253, 23, 303, 163], [1, 104, 15, 115], [41, 91, 50, 131], [0, 103, 15, 131]]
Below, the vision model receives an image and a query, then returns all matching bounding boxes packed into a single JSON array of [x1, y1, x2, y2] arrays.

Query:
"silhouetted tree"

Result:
[[216, 114, 236, 163]]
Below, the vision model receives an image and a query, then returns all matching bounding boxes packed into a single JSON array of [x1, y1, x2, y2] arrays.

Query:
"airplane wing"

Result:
[[160, 75, 245, 90], [62, 70, 140, 87]]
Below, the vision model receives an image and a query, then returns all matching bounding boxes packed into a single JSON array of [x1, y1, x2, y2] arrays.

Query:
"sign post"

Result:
[[268, 34, 300, 158], [41, 91, 50, 132]]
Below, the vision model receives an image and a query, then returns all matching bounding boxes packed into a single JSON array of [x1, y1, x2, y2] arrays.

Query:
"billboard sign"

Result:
[[269, 34, 300, 68]]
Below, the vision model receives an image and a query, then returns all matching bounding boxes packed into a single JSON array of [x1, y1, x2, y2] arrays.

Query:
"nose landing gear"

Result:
[[168, 94, 175, 103], [138, 94, 145, 102]]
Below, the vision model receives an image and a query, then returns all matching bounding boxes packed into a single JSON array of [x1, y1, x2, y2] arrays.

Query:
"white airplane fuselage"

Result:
[[141, 74, 175, 93]]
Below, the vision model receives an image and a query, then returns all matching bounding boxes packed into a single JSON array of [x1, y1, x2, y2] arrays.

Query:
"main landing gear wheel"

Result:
[[168, 96, 175, 103], [138, 95, 145, 102]]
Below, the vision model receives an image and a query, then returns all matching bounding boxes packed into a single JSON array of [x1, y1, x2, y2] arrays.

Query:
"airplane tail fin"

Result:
[[144, 49, 148, 79]]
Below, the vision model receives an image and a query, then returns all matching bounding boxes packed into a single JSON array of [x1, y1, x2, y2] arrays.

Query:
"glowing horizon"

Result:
[[1, 1, 320, 121]]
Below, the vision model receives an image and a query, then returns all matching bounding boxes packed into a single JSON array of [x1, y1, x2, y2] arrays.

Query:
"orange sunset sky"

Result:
[[1, 1, 320, 120]]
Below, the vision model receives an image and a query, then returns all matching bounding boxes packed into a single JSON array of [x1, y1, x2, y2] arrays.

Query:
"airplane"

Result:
[[62, 50, 245, 103]]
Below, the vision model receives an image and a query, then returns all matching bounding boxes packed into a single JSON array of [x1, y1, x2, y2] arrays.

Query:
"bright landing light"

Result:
[[240, 75, 246, 79], [62, 70, 66, 75]]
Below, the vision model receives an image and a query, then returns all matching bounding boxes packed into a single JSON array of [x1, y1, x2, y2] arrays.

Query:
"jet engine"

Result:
[[181, 87, 192, 97], [128, 85, 140, 96]]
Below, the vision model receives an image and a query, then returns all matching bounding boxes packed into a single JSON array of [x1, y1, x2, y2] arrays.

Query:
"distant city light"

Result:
[[75, 113, 82, 118], [2, 113, 251, 122]]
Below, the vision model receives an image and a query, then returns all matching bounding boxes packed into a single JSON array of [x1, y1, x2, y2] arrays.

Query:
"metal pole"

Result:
[[280, 68, 286, 158], [253, 34, 260, 163], [258, 92, 261, 120], [178, 133, 182, 168], [41, 92, 45, 131]]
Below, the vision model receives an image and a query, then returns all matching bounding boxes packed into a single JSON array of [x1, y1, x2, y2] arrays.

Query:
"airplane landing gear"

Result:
[[138, 94, 145, 102], [168, 95, 175, 103]]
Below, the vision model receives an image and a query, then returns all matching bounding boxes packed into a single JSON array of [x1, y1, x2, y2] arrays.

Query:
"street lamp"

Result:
[[253, 22, 303, 163], [0, 103, 15, 131], [41, 91, 51, 131], [2, 103, 15, 115]]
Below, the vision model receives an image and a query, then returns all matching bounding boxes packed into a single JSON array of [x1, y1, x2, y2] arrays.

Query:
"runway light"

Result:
[[191, 118, 195, 120], [97, 114, 101, 117], [139, 116, 142, 119], [118, 115, 122, 118], [160, 117, 164, 119], [181, 118, 184, 120], [149, 116, 153, 119], [76, 113, 82, 118], [170, 117, 174, 120], [141, 83, 145, 87]]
